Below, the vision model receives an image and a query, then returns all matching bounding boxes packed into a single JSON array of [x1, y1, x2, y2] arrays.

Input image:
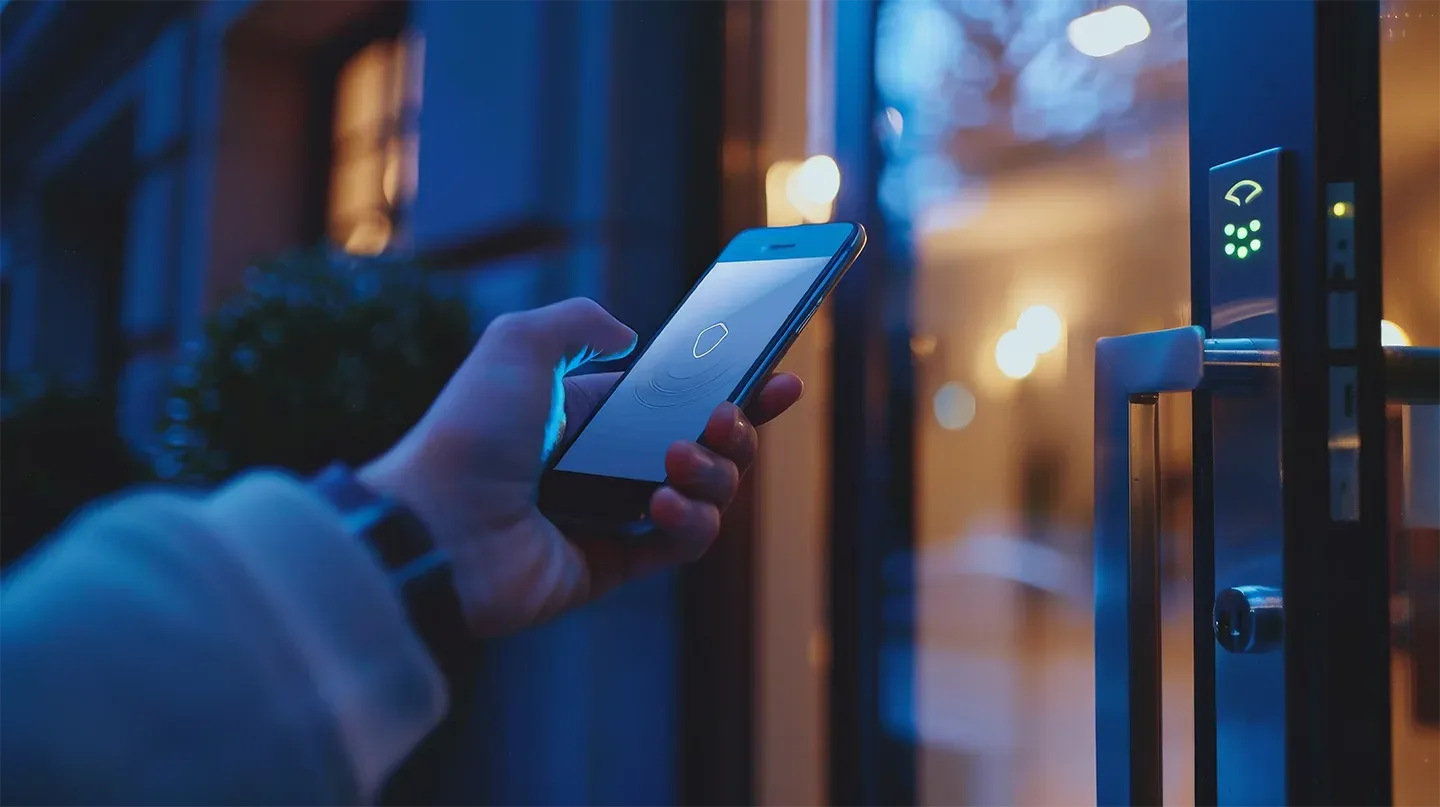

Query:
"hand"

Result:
[[359, 298, 802, 636]]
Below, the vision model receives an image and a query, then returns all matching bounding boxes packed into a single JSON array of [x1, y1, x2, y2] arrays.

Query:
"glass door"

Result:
[[830, 0, 1194, 802], [1121, 2, 1439, 803], [1376, 3, 1437, 804], [1129, 2, 1391, 803], [827, 0, 1438, 804]]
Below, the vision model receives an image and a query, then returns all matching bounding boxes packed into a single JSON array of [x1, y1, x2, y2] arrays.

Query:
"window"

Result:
[[328, 34, 423, 255]]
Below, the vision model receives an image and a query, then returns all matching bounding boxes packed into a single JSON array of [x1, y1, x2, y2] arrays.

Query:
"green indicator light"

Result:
[[1237, 227, 1249, 239], [1225, 243, 1236, 256], [1224, 223, 1236, 236], [1250, 239, 1261, 251], [1250, 219, 1261, 231], [1238, 246, 1250, 259]]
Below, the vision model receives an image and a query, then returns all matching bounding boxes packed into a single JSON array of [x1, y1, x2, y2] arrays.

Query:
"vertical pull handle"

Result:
[[1094, 327, 1205, 807], [1094, 330, 1278, 805]]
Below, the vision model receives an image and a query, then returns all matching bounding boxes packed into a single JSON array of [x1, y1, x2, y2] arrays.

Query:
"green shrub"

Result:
[[157, 250, 476, 484]]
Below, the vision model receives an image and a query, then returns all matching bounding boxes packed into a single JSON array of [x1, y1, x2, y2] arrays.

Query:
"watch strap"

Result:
[[309, 463, 475, 700]]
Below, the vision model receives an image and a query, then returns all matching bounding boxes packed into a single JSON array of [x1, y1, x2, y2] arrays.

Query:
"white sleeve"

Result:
[[0, 471, 450, 805], [199, 471, 452, 794]]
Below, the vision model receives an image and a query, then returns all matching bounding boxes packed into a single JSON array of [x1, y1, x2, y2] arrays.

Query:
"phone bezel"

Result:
[[537, 222, 866, 528]]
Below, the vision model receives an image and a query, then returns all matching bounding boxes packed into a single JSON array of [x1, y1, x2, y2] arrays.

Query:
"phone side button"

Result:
[[797, 307, 818, 335]]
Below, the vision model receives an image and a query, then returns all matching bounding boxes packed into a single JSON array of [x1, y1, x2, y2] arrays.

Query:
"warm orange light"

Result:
[[329, 34, 423, 255], [1380, 319, 1412, 347], [1016, 305, 1064, 354], [995, 330, 1037, 379], [765, 161, 805, 227], [784, 155, 841, 223], [910, 335, 938, 357], [344, 214, 393, 256]]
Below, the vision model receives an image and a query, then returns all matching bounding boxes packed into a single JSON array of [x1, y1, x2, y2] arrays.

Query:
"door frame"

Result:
[[828, 0, 917, 804], [1188, 2, 1391, 802], [679, 1, 764, 803]]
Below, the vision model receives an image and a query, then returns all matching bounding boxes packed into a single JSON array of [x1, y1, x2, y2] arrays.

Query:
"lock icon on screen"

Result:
[[693, 322, 729, 359]]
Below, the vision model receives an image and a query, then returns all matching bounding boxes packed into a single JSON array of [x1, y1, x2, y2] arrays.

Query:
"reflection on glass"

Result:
[[1390, 402, 1439, 807], [875, 0, 1186, 248], [875, 0, 1190, 803], [1381, 2, 1440, 804]]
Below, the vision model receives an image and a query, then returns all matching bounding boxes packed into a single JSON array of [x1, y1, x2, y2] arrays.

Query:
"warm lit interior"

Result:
[[328, 35, 423, 256]]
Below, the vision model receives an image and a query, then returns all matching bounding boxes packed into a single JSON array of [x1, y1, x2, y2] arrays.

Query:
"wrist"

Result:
[[357, 447, 414, 513], [310, 462, 476, 698], [358, 445, 439, 540], [360, 439, 466, 566]]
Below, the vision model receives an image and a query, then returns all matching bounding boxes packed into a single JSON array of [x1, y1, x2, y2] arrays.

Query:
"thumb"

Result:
[[482, 298, 637, 372], [461, 298, 636, 471]]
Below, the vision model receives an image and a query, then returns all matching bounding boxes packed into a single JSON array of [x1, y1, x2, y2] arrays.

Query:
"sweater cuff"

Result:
[[199, 471, 449, 798]]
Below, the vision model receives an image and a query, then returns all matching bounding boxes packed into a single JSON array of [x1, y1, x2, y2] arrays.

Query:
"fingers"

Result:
[[460, 299, 633, 470], [649, 401, 756, 515], [575, 482, 726, 595], [700, 402, 757, 471], [582, 407, 753, 587], [485, 298, 638, 372], [647, 487, 721, 561], [572, 396, 780, 593], [649, 403, 751, 553], [664, 440, 740, 507], [632, 384, 797, 570], [569, 487, 719, 595], [746, 372, 804, 426], [551, 342, 808, 604]]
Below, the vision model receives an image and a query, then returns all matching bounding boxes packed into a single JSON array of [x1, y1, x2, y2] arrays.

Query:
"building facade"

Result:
[[1, 1, 738, 803]]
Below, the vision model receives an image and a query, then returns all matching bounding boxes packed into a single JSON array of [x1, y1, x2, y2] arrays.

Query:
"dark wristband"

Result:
[[308, 463, 476, 701]]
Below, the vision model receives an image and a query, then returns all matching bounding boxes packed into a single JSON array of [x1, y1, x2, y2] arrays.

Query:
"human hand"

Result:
[[359, 298, 802, 636]]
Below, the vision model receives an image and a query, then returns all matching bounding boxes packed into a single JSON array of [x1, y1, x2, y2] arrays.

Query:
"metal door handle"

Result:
[[1093, 326, 1277, 806]]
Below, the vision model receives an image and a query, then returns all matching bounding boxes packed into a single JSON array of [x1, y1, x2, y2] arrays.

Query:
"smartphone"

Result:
[[538, 221, 866, 527]]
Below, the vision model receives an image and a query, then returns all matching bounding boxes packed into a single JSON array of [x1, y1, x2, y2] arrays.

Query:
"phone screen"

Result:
[[555, 254, 834, 482]]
